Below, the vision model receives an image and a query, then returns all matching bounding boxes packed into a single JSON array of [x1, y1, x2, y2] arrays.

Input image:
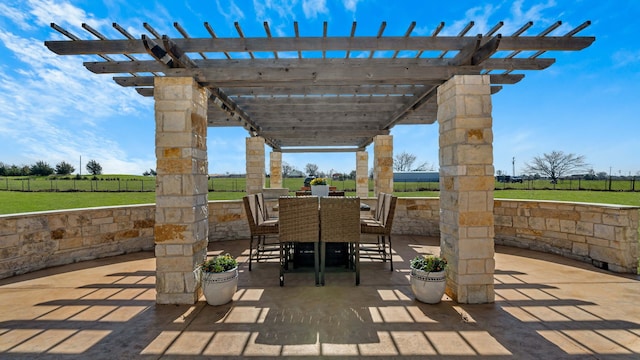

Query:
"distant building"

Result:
[[393, 171, 439, 182]]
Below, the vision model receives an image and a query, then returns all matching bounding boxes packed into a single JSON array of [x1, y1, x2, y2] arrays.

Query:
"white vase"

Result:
[[200, 267, 238, 306], [311, 185, 329, 197], [410, 268, 446, 304]]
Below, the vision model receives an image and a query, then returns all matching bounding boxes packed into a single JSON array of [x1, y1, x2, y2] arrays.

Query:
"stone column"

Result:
[[437, 75, 495, 304], [154, 77, 209, 305], [269, 151, 283, 188], [373, 135, 393, 196], [356, 151, 369, 198], [246, 137, 265, 194]]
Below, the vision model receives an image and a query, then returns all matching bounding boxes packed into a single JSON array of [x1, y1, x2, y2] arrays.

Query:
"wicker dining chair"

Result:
[[360, 193, 397, 271], [278, 196, 320, 286], [320, 196, 361, 285], [243, 194, 279, 271], [359, 192, 387, 264], [360, 192, 386, 223], [256, 192, 276, 221]]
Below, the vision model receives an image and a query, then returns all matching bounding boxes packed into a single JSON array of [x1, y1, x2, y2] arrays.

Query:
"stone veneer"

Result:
[[437, 75, 495, 304], [269, 151, 283, 188], [373, 135, 393, 196], [356, 151, 369, 198], [0, 205, 155, 280], [246, 137, 265, 194], [154, 77, 209, 304], [494, 199, 639, 273], [1, 198, 637, 281]]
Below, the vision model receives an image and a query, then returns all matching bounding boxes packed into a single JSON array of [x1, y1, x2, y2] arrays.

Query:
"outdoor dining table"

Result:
[[277, 196, 362, 271]]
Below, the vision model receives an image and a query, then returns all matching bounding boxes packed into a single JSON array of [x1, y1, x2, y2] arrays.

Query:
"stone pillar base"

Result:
[[356, 151, 369, 198], [437, 75, 495, 304], [373, 135, 393, 196], [154, 77, 209, 305]]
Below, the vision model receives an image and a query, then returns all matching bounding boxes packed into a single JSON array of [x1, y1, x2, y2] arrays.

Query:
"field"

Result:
[[1, 176, 639, 215]]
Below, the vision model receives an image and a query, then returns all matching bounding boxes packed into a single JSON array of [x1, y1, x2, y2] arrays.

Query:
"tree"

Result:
[[413, 161, 433, 171], [305, 163, 319, 176], [524, 151, 587, 183], [86, 159, 103, 175], [55, 161, 75, 175], [394, 151, 416, 171], [30, 161, 54, 176], [282, 161, 294, 177]]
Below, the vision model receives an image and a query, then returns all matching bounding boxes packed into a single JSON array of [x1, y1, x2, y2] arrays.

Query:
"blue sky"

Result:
[[0, 0, 637, 177]]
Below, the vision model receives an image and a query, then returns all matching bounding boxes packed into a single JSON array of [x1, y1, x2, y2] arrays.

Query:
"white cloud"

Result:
[[254, 0, 299, 20], [302, 0, 328, 19], [342, 0, 362, 13], [0, 1, 154, 174], [216, 0, 246, 23], [27, 0, 110, 35], [0, 2, 36, 31], [612, 49, 640, 68]]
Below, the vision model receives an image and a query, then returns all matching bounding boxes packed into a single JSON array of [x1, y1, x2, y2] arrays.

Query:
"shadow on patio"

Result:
[[0, 235, 639, 359]]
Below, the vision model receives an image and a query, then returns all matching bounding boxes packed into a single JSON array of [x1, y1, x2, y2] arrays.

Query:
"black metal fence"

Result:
[[1, 176, 637, 193], [0, 177, 156, 192]]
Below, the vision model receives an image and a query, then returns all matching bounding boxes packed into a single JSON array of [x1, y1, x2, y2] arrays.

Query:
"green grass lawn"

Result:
[[2, 188, 639, 215]]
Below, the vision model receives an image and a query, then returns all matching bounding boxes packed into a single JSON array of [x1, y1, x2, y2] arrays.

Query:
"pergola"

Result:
[[45, 19, 594, 305]]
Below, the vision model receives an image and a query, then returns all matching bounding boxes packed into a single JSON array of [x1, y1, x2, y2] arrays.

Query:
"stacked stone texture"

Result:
[[154, 77, 209, 304], [1, 199, 637, 283], [0, 206, 154, 280], [269, 151, 283, 188], [356, 151, 369, 198], [437, 75, 495, 304], [246, 137, 266, 194], [373, 135, 393, 196]]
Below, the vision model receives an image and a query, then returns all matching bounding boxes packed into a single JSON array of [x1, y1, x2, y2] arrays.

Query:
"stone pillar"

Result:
[[269, 151, 283, 188], [373, 135, 393, 196], [246, 137, 265, 194], [356, 151, 369, 198], [154, 77, 209, 305], [437, 75, 495, 304]]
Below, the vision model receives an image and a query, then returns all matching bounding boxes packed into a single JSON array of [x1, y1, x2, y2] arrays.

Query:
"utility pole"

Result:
[[512, 157, 515, 177]]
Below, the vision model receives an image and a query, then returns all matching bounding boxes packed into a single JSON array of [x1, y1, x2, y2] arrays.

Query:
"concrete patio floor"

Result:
[[0, 235, 638, 359]]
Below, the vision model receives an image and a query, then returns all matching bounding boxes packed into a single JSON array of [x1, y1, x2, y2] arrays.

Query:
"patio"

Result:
[[43, 19, 597, 304], [1, 234, 638, 359]]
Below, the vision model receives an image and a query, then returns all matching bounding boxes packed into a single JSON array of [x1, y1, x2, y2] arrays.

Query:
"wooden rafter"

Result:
[[45, 20, 594, 151]]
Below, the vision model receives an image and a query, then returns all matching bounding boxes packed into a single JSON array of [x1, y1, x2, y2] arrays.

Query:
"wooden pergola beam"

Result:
[[279, 147, 366, 153], [46, 36, 594, 55], [84, 58, 555, 74], [46, 19, 593, 151]]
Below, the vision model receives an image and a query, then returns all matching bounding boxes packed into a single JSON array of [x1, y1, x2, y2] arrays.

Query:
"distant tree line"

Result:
[[0, 159, 103, 176]]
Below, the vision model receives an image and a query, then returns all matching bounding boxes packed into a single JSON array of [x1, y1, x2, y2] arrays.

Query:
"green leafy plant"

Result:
[[310, 177, 327, 185], [198, 253, 238, 273], [410, 255, 447, 272]]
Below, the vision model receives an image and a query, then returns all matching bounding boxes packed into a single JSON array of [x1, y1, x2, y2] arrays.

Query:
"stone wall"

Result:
[[494, 199, 639, 273], [0, 205, 155, 280], [1, 198, 637, 280]]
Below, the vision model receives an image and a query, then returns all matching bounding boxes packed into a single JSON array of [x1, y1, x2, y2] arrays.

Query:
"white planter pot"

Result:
[[199, 267, 238, 306], [410, 268, 446, 304], [311, 185, 329, 197]]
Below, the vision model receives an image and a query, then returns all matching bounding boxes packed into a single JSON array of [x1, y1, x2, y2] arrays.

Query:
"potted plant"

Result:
[[409, 255, 447, 304], [310, 177, 329, 196], [195, 253, 238, 306]]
